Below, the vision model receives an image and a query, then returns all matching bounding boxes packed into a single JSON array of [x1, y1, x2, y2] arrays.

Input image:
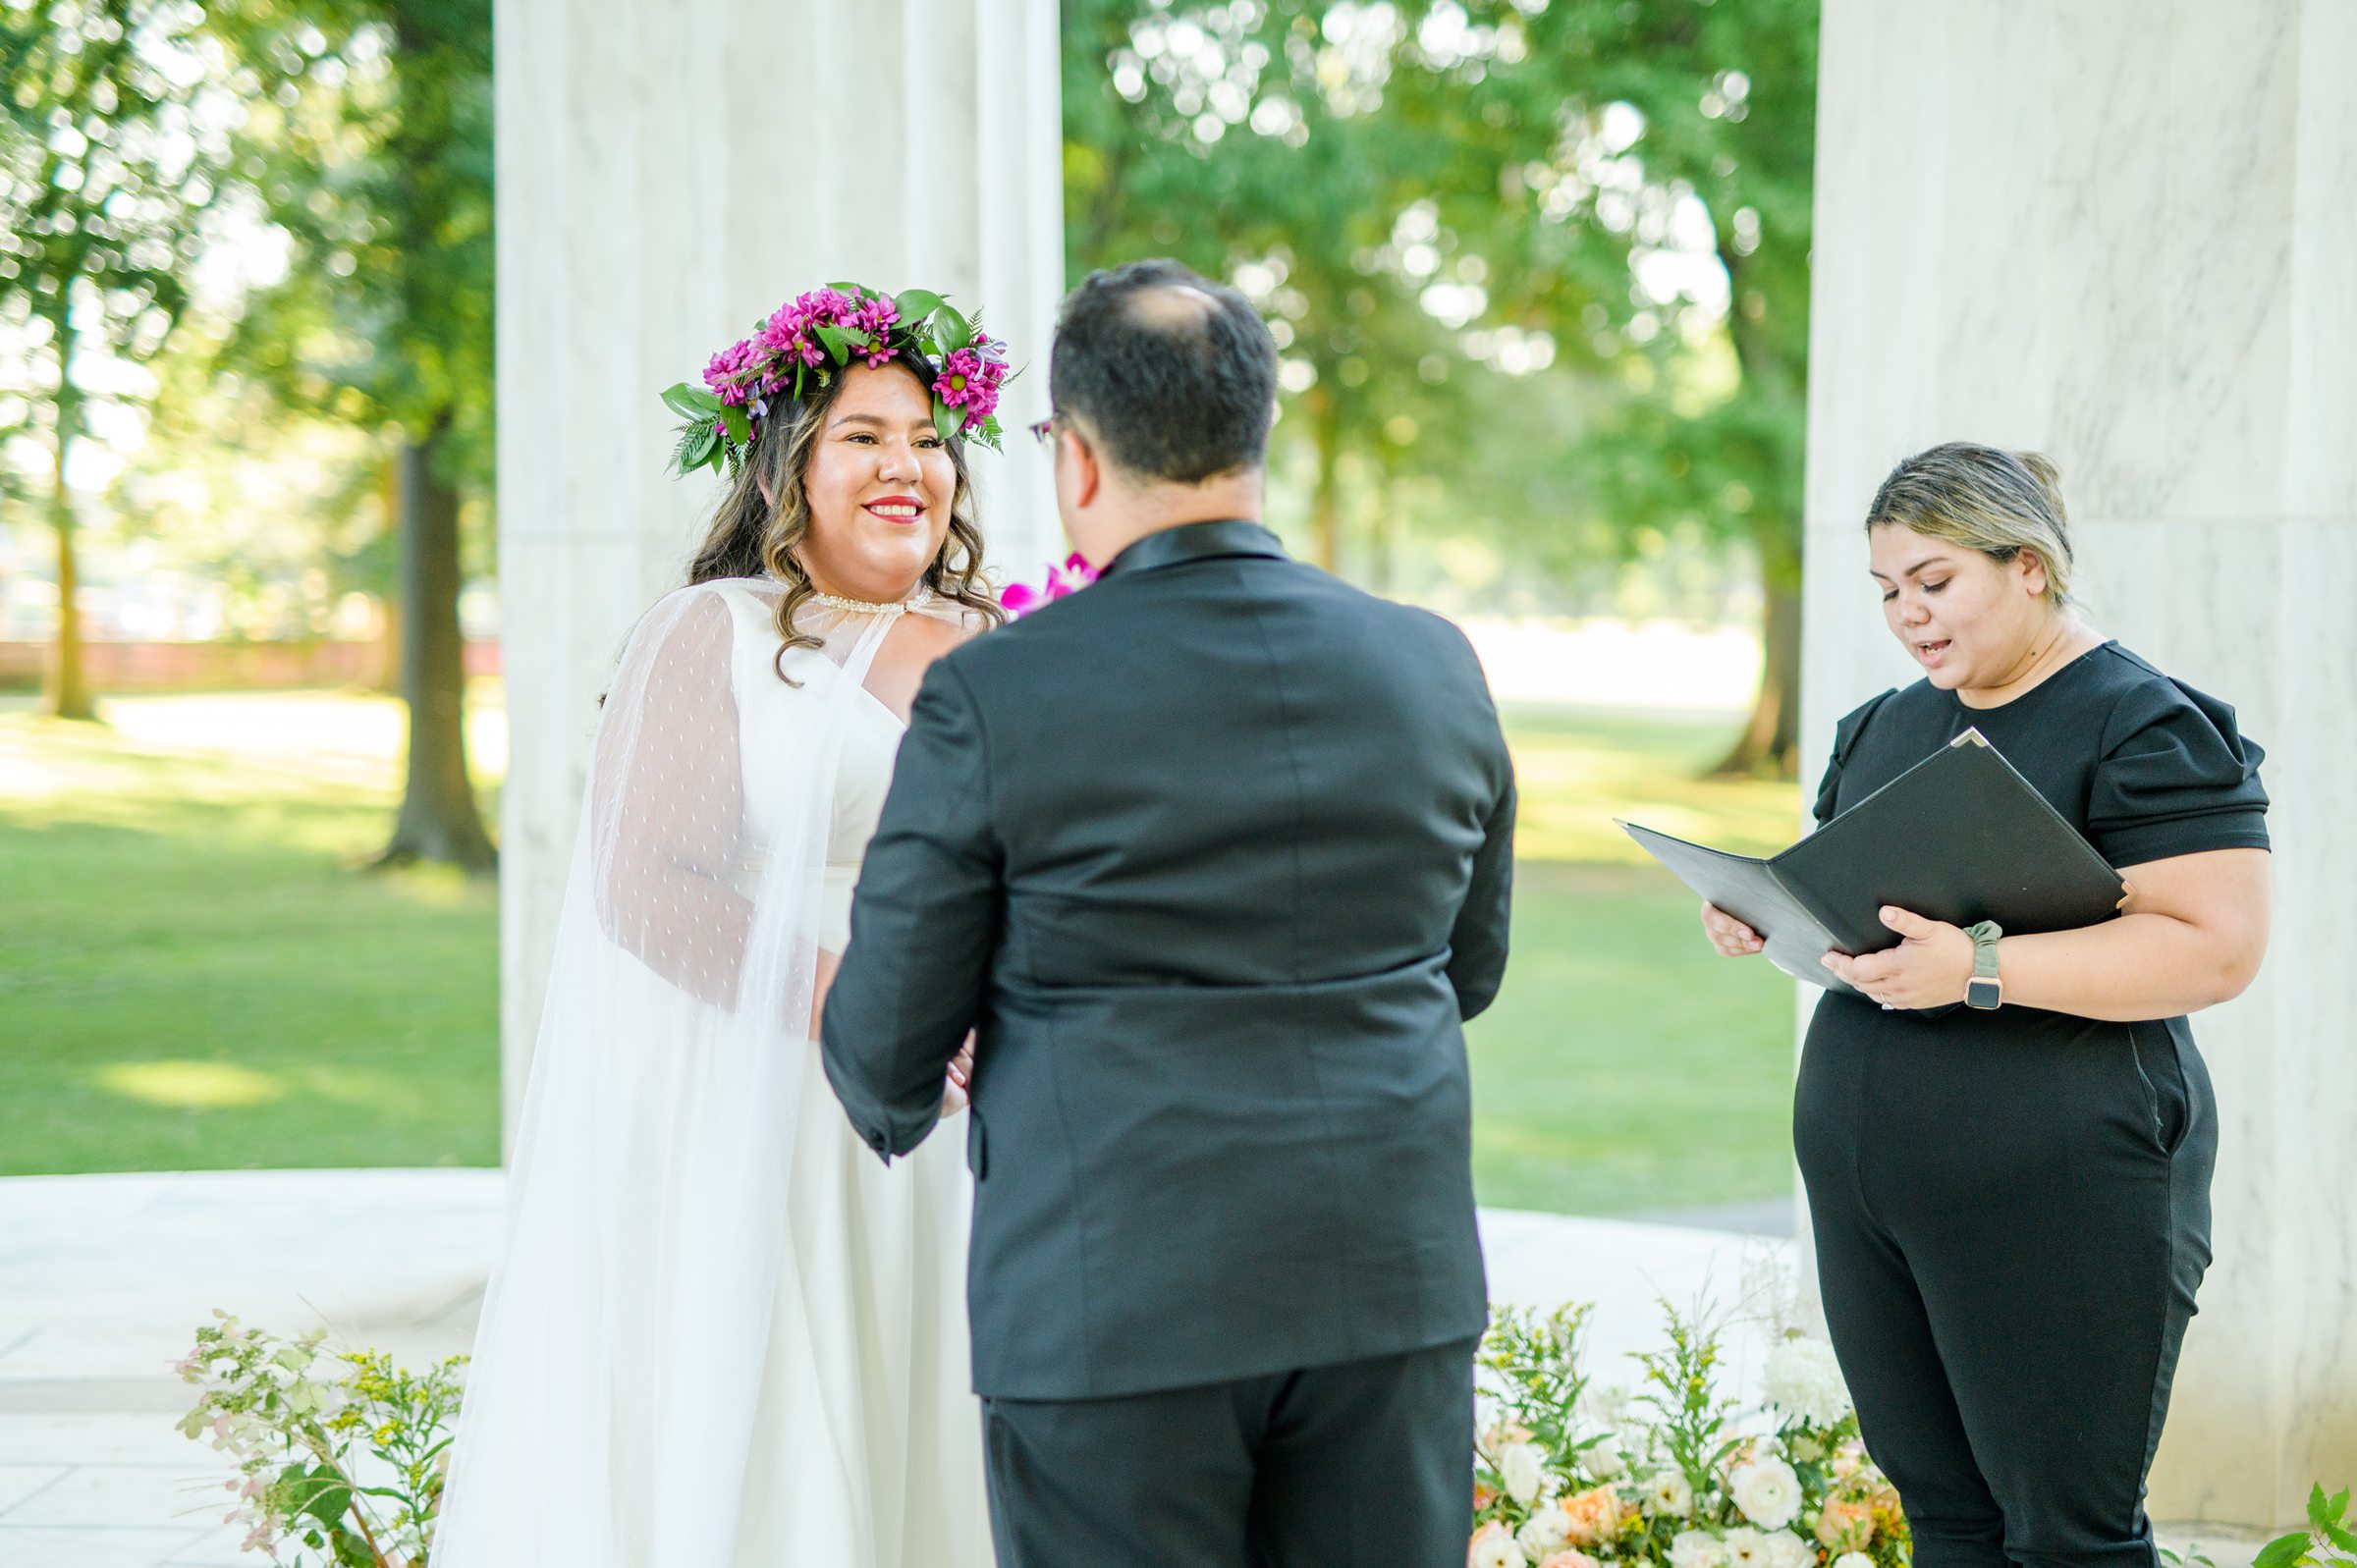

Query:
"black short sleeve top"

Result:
[[1813, 642, 2269, 869]]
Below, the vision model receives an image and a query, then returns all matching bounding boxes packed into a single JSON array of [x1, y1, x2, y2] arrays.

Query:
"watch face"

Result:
[[1966, 977, 2002, 1010]]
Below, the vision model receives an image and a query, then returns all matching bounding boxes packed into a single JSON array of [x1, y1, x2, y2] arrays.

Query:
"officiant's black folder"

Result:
[[1620, 729, 2125, 997]]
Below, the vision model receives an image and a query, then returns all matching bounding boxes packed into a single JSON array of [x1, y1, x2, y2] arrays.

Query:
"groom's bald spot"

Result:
[[1125, 282, 1221, 333]]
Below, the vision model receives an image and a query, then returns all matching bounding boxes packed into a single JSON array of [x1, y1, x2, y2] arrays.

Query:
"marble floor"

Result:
[[0, 1171, 2268, 1567]]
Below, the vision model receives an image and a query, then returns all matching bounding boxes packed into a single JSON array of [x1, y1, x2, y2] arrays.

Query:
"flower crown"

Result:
[[661, 283, 1014, 478]]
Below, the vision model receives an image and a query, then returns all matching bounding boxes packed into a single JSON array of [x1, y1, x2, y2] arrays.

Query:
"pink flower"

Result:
[[1543, 1554, 1604, 1568], [851, 297, 902, 366], [703, 338, 760, 404], [934, 348, 988, 410], [998, 552, 1099, 619]]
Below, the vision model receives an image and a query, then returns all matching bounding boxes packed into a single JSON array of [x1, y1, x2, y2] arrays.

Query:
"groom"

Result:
[[822, 258, 1515, 1567]]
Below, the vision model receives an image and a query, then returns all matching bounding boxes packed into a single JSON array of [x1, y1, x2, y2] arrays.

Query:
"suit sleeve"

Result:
[[1447, 757, 1516, 1021], [821, 656, 1003, 1161], [1441, 622, 1515, 1022]]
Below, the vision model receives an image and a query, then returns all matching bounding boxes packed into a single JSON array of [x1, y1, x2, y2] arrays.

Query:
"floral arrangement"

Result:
[[1469, 1303, 1910, 1568], [176, 1312, 465, 1566], [661, 283, 1013, 477], [998, 551, 1099, 617]]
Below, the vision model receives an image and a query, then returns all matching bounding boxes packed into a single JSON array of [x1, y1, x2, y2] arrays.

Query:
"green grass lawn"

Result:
[[0, 689, 504, 1174], [1465, 707, 1802, 1214], [0, 688, 1803, 1216]]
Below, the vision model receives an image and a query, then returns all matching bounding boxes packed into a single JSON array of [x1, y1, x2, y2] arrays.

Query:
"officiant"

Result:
[[1700, 442, 2270, 1568]]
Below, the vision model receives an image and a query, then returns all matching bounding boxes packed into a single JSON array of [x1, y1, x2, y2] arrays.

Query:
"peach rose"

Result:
[[1817, 1498, 1875, 1553], [1542, 1553, 1604, 1568], [1559, 1485, 1627, 1546]]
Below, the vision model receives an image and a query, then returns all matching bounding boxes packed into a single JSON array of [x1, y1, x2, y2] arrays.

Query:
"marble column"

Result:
[[1797, 0, 2356, 1527], [494, 0, 1067, 1137]]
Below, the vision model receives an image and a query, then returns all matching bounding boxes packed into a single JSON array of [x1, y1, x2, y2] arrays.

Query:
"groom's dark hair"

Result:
[[1050, 258, 1278, 483]]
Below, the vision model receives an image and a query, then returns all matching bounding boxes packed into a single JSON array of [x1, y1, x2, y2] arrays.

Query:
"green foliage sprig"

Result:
[[177, 1313, 465, 1567], [2256, 1487, 2357, 1568]]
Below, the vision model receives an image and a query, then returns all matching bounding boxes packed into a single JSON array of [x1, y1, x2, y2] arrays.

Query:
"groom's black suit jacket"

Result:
[[821, 518, 1515, 1401]]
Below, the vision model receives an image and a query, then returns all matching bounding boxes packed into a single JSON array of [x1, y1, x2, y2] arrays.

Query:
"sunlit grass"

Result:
[[0, 684, 505, 1175], [0, 686, 1804, 1216]]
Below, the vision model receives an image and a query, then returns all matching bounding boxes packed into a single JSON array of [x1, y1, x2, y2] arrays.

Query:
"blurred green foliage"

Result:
[[1064, 0, 1817, 767], [1, 0, 232, 716]]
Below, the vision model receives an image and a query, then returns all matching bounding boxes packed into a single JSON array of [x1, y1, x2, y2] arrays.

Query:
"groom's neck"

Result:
[[1081, 470, 1265, 566]]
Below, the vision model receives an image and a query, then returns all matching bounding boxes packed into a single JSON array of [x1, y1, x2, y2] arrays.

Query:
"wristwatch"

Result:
[[1963, 920, 2003, 1009]]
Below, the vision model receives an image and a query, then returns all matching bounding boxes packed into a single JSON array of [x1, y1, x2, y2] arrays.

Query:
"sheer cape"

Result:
[[433, 577, 976, 1567]]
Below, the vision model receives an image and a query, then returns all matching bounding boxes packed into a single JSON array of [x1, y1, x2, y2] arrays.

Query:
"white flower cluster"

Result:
[[1761, 1337, 1852, 1429], [1729, 1455, 1802, 1529]]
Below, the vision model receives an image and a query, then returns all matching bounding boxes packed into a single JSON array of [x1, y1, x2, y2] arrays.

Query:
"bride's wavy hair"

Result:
[[686, 356, 1004, 678]]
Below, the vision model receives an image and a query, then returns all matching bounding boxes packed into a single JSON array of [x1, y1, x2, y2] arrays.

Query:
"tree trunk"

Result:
[[1308, 383, 1341, 572], [376, 415, 496, 872], [45, 313, 95, 723], [1711, 567, 1801, 778]]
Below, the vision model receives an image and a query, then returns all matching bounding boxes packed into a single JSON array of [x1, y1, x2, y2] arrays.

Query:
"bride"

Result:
[[432, 285, 1012, 1567]]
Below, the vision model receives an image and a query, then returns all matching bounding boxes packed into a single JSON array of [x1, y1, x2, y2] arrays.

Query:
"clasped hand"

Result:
[[1821, 906, 1974, 1010], [941, 1034, 976, 1116]]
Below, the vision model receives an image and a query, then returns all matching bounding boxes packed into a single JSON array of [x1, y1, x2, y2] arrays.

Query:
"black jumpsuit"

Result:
[[1795, 642, 2268, 1568]]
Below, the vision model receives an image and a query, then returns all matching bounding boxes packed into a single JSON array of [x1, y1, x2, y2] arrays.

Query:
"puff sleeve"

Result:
[[2086, 676, 2269, 868]]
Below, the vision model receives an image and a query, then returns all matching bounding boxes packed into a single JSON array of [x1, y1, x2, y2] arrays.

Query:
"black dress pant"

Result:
[[1797, 1000, 2216, 1568], [978, 1336, 1477, 1568]]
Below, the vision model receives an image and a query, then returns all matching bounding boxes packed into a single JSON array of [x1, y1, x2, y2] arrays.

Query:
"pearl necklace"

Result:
[[807, 585, 935, 617]]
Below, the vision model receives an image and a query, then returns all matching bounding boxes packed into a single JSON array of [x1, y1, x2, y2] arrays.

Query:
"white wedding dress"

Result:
[[433, 576, 993, 1568]]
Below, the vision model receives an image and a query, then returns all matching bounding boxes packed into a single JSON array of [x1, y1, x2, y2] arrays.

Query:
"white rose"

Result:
[[1518, 1507, 1573, 1557], [1724, 1528, 1769, 1568], [1500, 1442, 1547, 1506], [1586, 1440, 1626, 1481], [1763, 1529, 1813, 1568], [1645, 1469, 1696, 1520], [1730, 1457, 1803, 1530], [1762, 1337, 1853, 1429], [1669, 1530, 1727, 1568], [1833, 1554, 1876, 1568], [1471, 1525, 1530, 1568]]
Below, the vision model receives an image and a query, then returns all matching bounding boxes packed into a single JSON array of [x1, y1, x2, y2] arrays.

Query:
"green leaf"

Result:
[[662, 381, 723, 419], [721, 403, 750, 446], [2255, 1531, 2313, 1568], [894, 288, 946, 323], [839, 326, 874, 350], [814, 325, 851, 363], [932, 399, 959, 446], [933, 303, 972, 353], [2326, 1487, 2352, 1526], [685, 425, 721, 472], [2321, 1522, 2357, 1559], [826, 280, 863, 295]]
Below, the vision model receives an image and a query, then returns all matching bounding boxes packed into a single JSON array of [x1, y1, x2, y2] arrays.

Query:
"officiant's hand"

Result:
[[941, 1034, 976, 1116], [1822, 906, 1973, 1009], [1700, 901, 1765, 957]]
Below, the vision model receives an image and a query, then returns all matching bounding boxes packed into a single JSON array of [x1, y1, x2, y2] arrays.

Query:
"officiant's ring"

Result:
[[1880, 1001, 1895, 1010]]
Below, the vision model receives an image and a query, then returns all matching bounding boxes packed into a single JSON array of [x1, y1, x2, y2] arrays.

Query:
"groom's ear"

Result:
[[1068, 426, 1103, 511]]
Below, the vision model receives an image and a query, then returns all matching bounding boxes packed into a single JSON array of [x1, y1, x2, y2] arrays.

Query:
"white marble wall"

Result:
[[494, 0, 1068, 1134], [1799, 0, 2356, 1527]]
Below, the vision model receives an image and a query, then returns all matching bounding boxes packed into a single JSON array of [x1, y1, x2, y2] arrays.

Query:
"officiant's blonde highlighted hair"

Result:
[[1865, 442, 2075, 604]]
